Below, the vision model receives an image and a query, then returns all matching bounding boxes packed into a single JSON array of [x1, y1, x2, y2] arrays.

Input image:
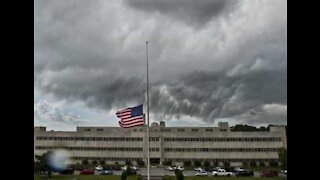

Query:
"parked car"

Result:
[[195, 170, 208, 176], [131, 165, 139, 171], [281, 170, 287, 174], [59, 168, 74, 175], [260, 169, 278, 177], [233, 167, 244, 172], [194, 167, 203, 171], [165, 166, 175, 171], [80, 169, 94, 175], [235, 170, 254, 177], [101, 169, 113, 175], [95, 166, 103, 171], [177, 166, 184, 171], [212, 168, 233, 176]]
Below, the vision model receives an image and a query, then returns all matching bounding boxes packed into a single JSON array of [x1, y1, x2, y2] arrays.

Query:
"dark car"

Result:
[[260, 169, 278, 177], [80, 169, 95, 175], [59, 168, 74, 175], [235, 170, 254, 176]]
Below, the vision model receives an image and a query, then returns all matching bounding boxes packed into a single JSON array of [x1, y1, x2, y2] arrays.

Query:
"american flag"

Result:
[[116, 104, 144, 128]]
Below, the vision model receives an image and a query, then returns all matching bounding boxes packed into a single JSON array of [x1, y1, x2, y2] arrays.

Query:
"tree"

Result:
[[121, 171, 127, 180], [214, 161, 219, 167], [223, 162, 230, 168], [194, 161, 201, 167], [82, 159, 89, 166], [99, 160, 105, 165], [204, 161, 210, 168], [250, 161, 257, 167], [259, 162, 265, 167], [183, 161, 191, 167], [175, 169, 184, 180], [243, 162, 248, 167], [92, 160, 97, 165], [279, 148, 287, 170], [163, 161, 172, 166], [34, 151, 53, 177], [125, 160, 132, 166], [137, 159, 145, 167], [269, 161, 278, 167]]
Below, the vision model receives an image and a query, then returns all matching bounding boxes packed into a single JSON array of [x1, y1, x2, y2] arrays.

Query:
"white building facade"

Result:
[[34, 122, 287, 166]]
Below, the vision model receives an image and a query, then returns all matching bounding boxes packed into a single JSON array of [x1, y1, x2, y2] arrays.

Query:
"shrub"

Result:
[[163, 175, 172, 180], [260, 162, 265, 167], [194, 161, 201, 167], [82, 159, 89, 166], [270, 161, 278, 167], [175, 169, 184, 180], [224, 162, 230, 168], [183, 161, 191, 167], [99, 160, 105, 165], [137, 159, 145, 167], [250, 161, 257, 167], [121, 171, 127, 180], [92, 160, 97, 165], [204, 161, 210, 168], [163, 161, 172, 166]]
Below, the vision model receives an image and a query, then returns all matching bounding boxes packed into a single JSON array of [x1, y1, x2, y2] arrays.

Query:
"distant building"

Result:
[[34, 121, 287, 166]]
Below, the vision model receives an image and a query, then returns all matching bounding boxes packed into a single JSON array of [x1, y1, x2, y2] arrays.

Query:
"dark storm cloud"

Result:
[[123, 0, 239, 27], [34, 0, 287, 125]]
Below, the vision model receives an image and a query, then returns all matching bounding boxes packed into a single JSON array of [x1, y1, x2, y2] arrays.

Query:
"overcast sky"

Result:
[[34, 0, 287, 131]]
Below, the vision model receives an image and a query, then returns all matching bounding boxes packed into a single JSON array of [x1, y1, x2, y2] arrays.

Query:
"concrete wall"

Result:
[[34, 123, 286, 165]]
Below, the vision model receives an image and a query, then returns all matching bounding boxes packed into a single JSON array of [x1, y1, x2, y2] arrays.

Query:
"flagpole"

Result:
[[146, 41, 150, 180]]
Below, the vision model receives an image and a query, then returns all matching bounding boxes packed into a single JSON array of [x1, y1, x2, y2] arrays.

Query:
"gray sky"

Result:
[[34, 0, 287, 130]]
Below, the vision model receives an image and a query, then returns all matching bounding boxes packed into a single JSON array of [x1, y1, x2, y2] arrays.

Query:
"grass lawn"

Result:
[[184, 177, 286, 180], [35, 175, 287, 180], [34, 175, 140, 180]]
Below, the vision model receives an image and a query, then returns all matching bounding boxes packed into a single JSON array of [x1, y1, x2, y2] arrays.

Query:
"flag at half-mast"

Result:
[[116, 104, 144, 128]]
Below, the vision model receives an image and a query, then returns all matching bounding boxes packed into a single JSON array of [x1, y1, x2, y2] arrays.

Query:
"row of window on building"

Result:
[[68, 156, 277, 163], [164, 137, 281, 142], [36, 136, 143, 141], [36, 146, 160, 152], [35, 146, 279, 153], [164, 158, 278, 163], [35, 136, 281, 142], [35, 146, 143, 151], [83, 128, 219, 132], [71, 156, 142, 162], [164, 148, 279, 152]]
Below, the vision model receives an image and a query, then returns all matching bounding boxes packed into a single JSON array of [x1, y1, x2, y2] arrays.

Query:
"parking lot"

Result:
[[72, 168, 287, 178]]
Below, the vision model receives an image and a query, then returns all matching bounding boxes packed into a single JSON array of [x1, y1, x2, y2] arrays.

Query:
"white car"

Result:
[[194, 167, 203, 171], [212, 169, 233, 176], [165, 166, 174, 171], [95, 166, 103, 171], [234, 167, 244, 172], [121, 166, 127, 170], [131, 165, 139, 171], [177, 166, 184, 171], [195, 171, 208, 176]]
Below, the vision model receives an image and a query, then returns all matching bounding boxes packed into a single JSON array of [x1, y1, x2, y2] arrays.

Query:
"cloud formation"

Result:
[[34, 0, 287, 126]]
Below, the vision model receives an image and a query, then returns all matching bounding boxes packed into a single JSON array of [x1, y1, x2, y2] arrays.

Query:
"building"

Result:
[[34, 121, 287, 166]]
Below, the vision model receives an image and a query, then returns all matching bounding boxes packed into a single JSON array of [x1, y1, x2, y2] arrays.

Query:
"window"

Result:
[[192, 129, 199, 132], [84, 129, 91, 132], [206, 128, 213, 132], [97, 129, 103, 131], [178, 129, 185, 132]]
